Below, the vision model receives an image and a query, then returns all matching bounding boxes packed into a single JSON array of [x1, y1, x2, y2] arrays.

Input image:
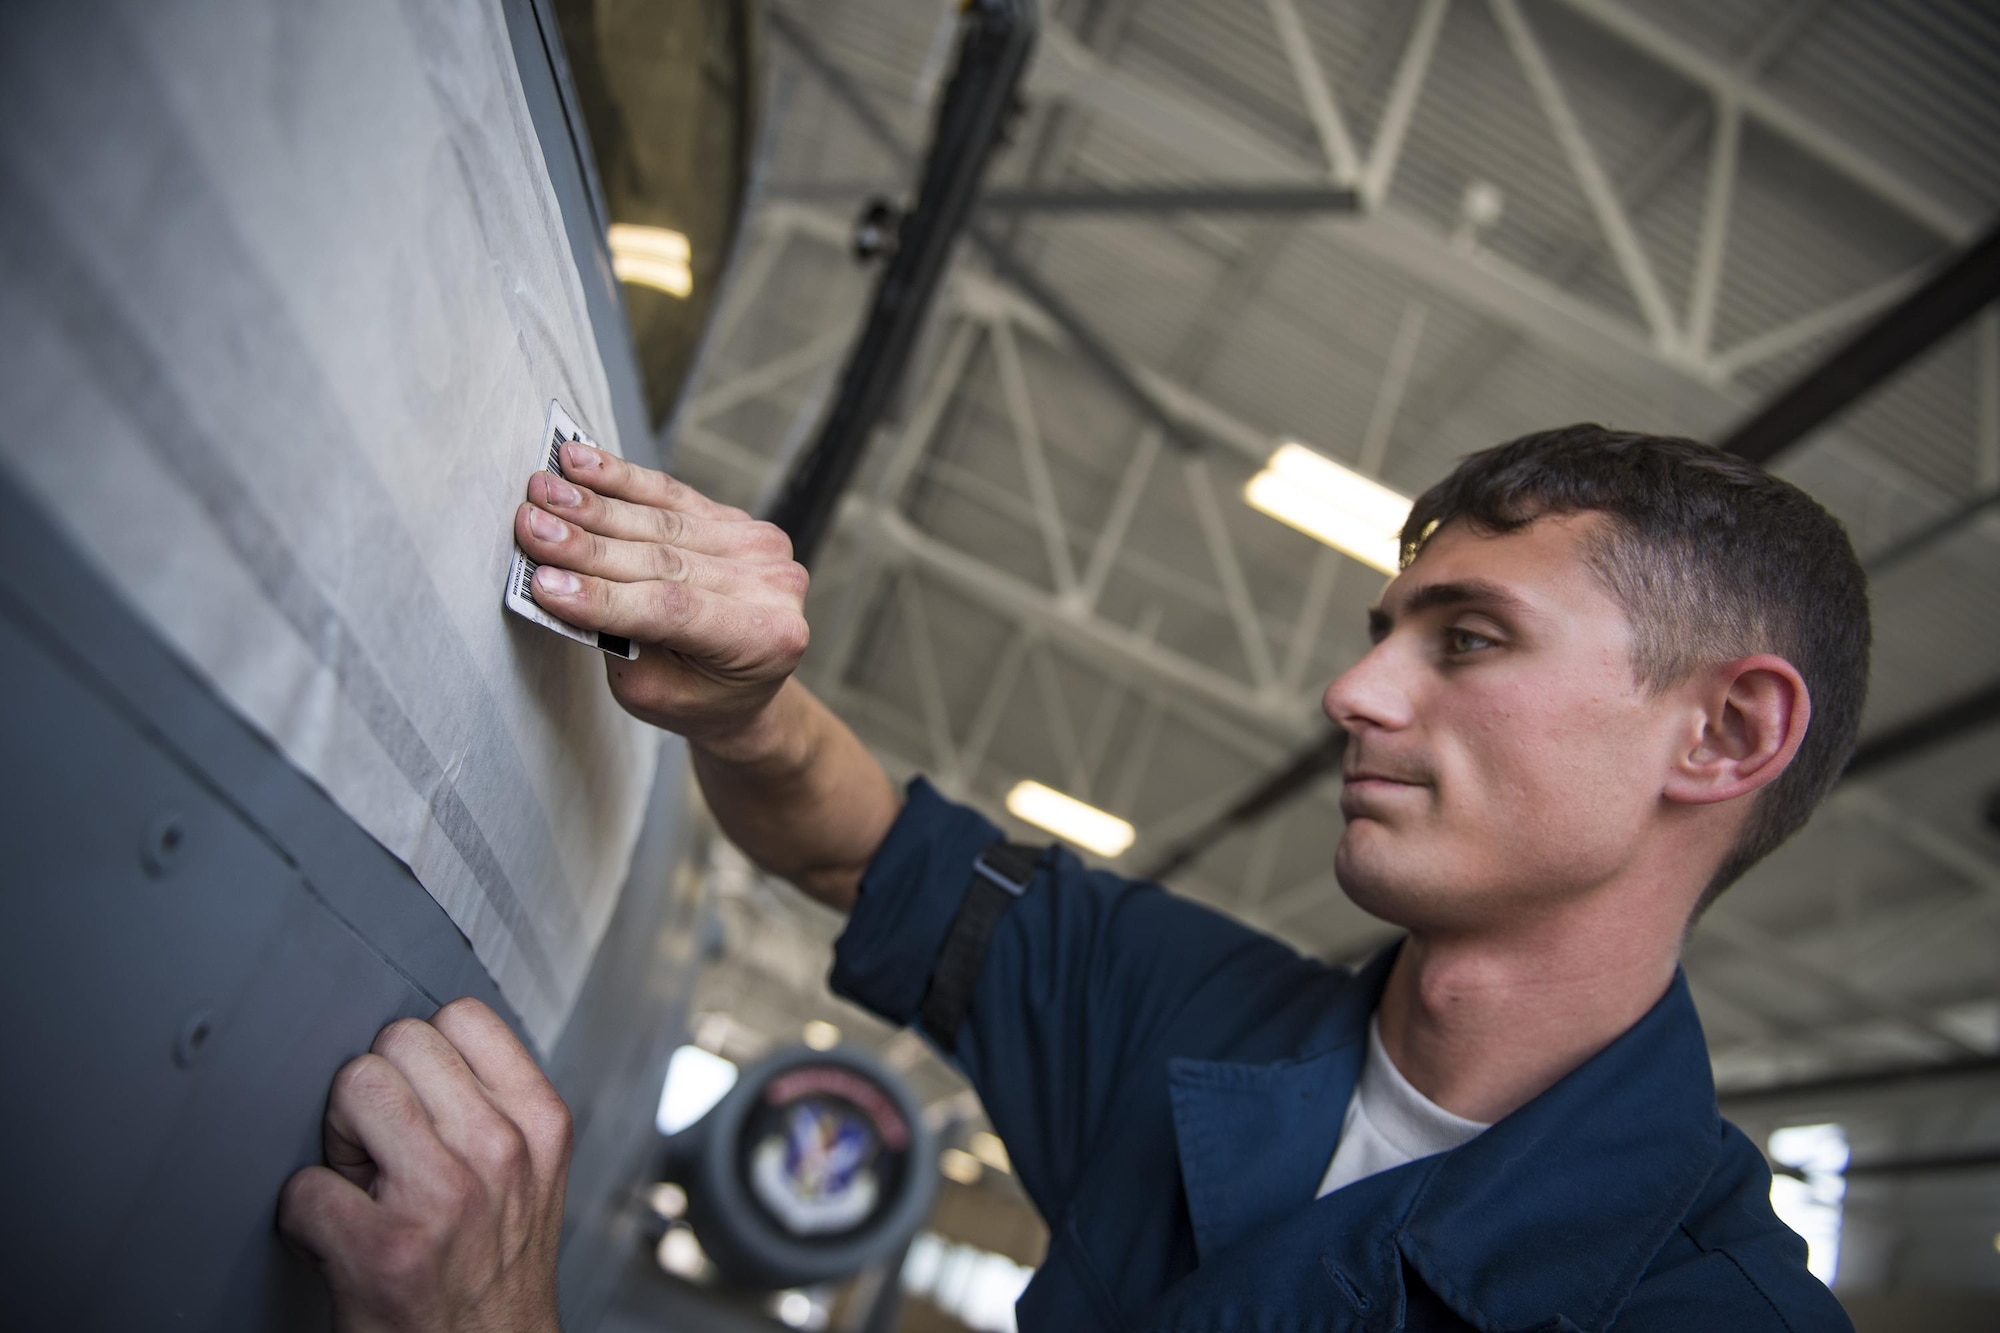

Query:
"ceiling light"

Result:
[[655, 1044, 738, 1136], [939, 1148, 984, 1186], [802, 1019, 841, 1050], [657, 1226, 708, 1280], [608, 223, 692, 297], [1244, 442, 1411, 575], [1005, 780, 1135, 857], [968, 1130, 1011, 1173]]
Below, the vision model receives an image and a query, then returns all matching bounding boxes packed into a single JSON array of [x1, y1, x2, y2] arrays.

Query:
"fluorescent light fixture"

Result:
[[1244, 442, 1412, 575], [1768, 1123, 1847, 1286], [655, 1043, 738, 1136], [656, 1227, 708, 1280], [1005, 780, 1136, 858], [938, 1147, 984, 1185], [968, 1130, 1012, 1174], [608, 223, 692, 298]]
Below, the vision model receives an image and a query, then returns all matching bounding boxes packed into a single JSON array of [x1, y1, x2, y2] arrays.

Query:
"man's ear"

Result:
[[1663, 654, 1811, 807]]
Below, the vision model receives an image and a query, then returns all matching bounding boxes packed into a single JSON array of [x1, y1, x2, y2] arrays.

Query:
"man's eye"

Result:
[[1445, 628, 1496, 654]]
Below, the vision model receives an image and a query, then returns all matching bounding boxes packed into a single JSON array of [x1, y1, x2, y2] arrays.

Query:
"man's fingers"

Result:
[[527, 472, 788, 563], [277, 1163, 375, 1265], [428, 999, 573, 1176], [555, 442, 746, 522], [514, 504, 806, 607], [427, 999, 547, 1104], [324, 1052, 457, 1187], [530, 566, 808, 676], [524, 475, 783, 566], [371, 1017, 504, 1152]]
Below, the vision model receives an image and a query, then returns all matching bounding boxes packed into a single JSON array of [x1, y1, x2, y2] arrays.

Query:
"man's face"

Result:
[[1324, 513, 1688, 931]]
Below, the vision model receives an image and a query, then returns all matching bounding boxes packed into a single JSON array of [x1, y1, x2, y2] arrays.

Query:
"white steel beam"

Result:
[[895, 574, 962, 779], [960, 632, 1030, 782], [1490, 0, 1680, 350], [1684, 96, 1740, 361], [680, 425, 1317, 741], [1697, 910, 1989, 1057], [1843, 788, 2000, 904], [990, 318, 1081, 593], [1080, 654, 1142, 793], [916, 450, 1258, 628], [1282, 548, 1345, 695], [879, 315, 983, 504], [1108, 695, 1164, 815], [1183, 455, 1281, 693], [1358, 302, 1429, 475], [1079, 425, 1163, 611], [1279, 301, 1423, 691], [1361, 0, 1450, 209], [702, 212, 793, 362], [1547, 0, 1981, 243], [1028, 642, 1090, 795], [684, 326, 851, 424], [1711, 268, 1919, 380], [1264, 0, 1362, 186]]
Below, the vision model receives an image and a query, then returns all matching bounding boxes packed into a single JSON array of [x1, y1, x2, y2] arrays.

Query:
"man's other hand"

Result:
[[515, 445, 809, 752], [278, 999, 571, 1333]]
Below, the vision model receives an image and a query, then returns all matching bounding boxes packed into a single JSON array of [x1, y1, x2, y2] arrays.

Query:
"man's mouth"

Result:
[[1339, 766, 1427, 818], [1341, 768, 1424, 788]]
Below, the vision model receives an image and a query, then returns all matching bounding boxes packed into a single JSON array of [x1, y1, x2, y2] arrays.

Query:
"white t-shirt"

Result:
[[1317, 1015, 1492, 1198]]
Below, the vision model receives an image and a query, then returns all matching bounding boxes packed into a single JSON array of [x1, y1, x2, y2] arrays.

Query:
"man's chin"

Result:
[[1333, 836, 1412, 924], [1333, 833, 1454, 930]]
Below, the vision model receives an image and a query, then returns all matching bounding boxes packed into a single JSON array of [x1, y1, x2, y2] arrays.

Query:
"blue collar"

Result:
[[1167, 945, 1721, 1332]]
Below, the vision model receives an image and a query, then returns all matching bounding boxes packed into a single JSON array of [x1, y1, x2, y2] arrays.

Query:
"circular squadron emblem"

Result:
[[739, 1066, 910, 1242], [671, 1045, 934, 1288], [750, 1099, 880, 1234]]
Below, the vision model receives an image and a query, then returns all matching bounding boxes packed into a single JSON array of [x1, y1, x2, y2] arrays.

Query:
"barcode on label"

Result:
[[504, 399, 636, 660]]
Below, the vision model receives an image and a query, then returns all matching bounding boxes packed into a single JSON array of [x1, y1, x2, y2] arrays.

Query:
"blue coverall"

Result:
[[832, 779, 1853, 1331]]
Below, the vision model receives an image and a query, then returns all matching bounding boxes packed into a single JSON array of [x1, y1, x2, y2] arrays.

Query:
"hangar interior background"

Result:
[[608, 0, 2000, 1323]]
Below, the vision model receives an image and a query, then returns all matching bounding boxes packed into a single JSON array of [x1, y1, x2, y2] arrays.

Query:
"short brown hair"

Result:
[[1401, 424, 1871, 908]]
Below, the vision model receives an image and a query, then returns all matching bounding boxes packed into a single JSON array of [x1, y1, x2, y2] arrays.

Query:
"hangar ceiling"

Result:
[[656, 0, 2000, 1292]]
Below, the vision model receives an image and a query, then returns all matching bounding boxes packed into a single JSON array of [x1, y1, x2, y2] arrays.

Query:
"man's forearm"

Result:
[[689, 678, 899, 913]]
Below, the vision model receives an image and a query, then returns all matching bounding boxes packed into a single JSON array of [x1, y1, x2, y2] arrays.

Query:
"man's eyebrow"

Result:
[[1367, 579, 1537, 638]]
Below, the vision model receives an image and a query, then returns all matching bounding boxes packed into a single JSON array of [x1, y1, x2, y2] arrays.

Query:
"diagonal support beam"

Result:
[[980, 183, 1361, 214], [1697, 911, 1989, 1057], [1264, 0, 1361, 185], [1361, 0, 1449, 208], [1684, 97, 1740, 361], [681, 425, 1314, 741], [895, 574, 962, 779], [684, 327, 851, 424], [1080, 426, 1163, 611], [1547, 0, 1979, 243], [1182, 455, 1280, 692], [1490, 0, 1679, 350], [990, 318, 1080, 593]]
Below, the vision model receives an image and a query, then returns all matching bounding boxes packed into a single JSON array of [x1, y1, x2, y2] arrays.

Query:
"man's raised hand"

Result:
[[277, 1000, 571, 1333], [515, 444, 809, 752]]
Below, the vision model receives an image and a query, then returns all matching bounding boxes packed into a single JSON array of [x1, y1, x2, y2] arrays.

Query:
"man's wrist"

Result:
[[689, 679, 812, 773]]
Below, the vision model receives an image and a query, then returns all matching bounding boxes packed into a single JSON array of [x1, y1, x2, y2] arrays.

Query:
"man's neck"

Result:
[[1373, 899, 1683, 1125]]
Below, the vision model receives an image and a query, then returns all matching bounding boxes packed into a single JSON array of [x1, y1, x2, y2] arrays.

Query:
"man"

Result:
[[283, 425, 1864, 1330]]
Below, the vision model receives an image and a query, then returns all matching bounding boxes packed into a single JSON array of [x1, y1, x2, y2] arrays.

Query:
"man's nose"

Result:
[[1322, 643, 1413, 733]]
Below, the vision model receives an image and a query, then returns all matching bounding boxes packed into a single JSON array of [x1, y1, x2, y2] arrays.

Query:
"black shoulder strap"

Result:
[[918, 841, 1040, 1053]]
